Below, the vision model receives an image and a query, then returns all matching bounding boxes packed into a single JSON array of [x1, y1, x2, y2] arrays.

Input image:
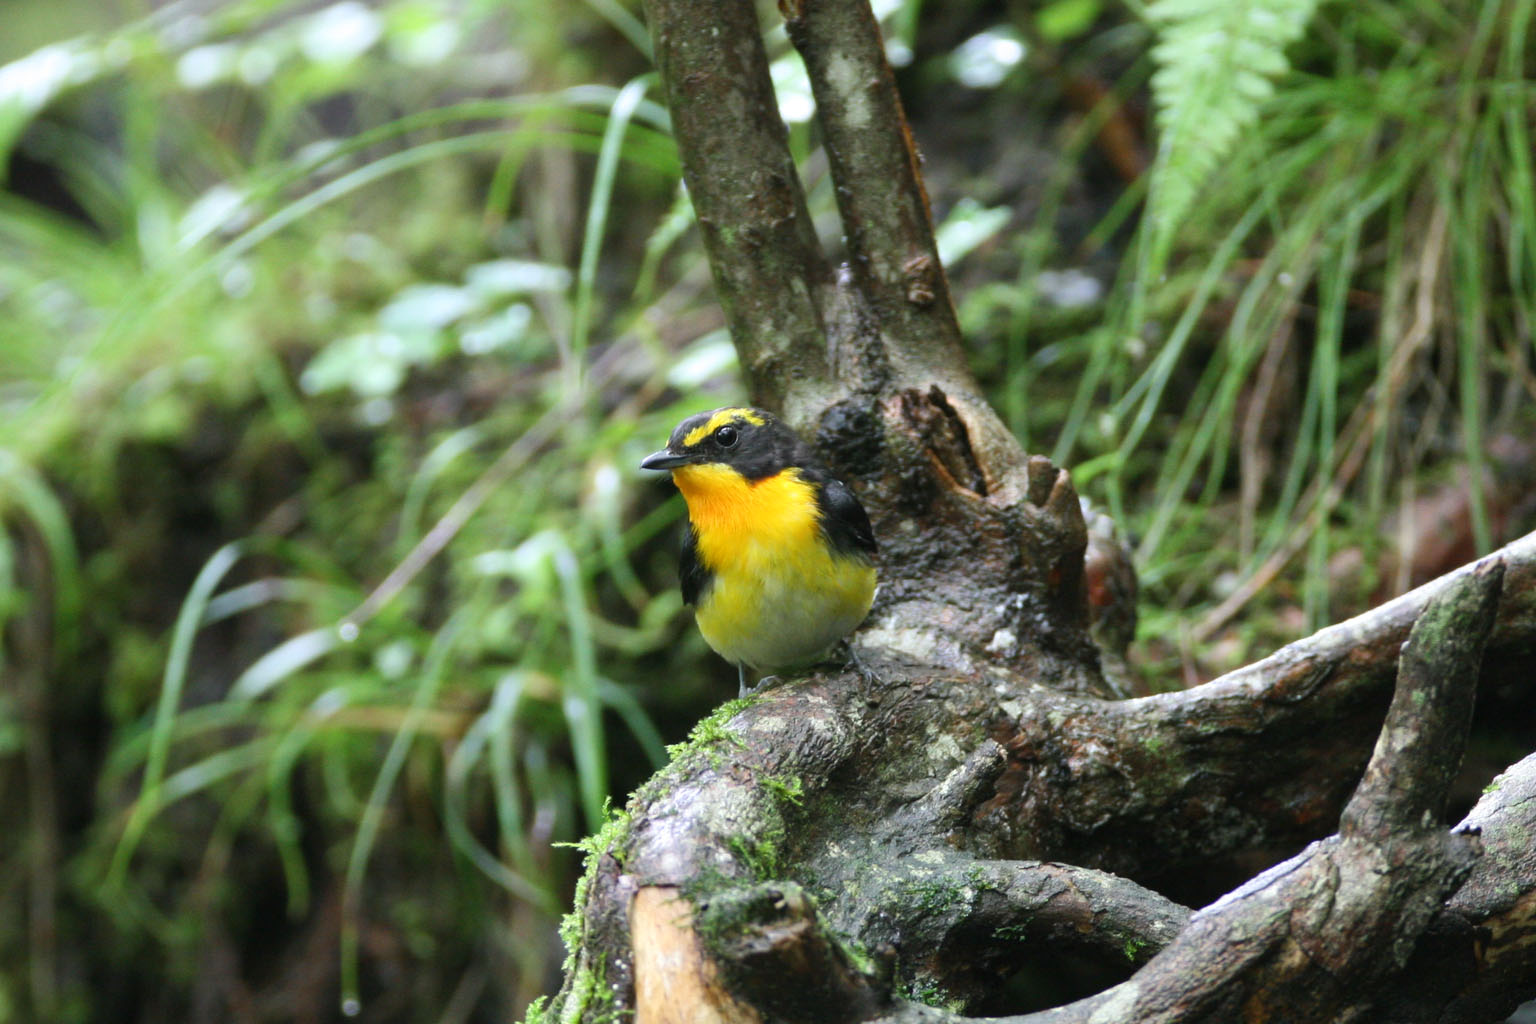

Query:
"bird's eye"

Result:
[[714, 425, 739, 448]]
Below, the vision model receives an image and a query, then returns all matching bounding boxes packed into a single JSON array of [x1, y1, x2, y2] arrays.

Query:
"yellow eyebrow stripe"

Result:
[[681, 407, 766, 447]]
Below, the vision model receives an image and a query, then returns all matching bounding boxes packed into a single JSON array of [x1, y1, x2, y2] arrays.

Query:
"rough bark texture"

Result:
[[542, 0, 1536, 1021], [643, 0, 834, 418]]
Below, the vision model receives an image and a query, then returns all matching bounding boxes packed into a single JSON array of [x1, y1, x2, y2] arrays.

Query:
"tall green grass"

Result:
[[988, 0, 1536, 663], [0, 0, 727, 1018]]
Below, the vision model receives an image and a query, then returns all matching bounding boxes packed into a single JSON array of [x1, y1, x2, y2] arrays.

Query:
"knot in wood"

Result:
[[903, 252, 936, 305]]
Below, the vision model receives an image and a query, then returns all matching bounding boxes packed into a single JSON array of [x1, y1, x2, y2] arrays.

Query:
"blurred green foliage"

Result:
[[956, 0, 1536, 665], [0, 0, 718, 1019], [1, 0, 1532, 1020]]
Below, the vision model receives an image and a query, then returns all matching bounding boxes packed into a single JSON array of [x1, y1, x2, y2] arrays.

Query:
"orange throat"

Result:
[[670, 463, 819, 557]]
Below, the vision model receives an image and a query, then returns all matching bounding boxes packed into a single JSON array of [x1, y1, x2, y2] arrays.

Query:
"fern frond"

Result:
[[1144, 0, 1321, 269]]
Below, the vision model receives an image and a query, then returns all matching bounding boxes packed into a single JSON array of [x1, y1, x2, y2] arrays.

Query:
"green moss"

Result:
[[762, 773, 805, 806], [993, 922, 1031, 942], [555, 800, 634, 977], [717, 773, 810, 880], [561, 962, 596, 1023], [557, 905, 583, 972], [521, 995, 550, 1024], [691, 882, 815, 960], [677, 864, 738, 908], [693, 882, 875, 992], [541, 951, 632, 1024], [691, 884, 762, 950], [839, 935, 878, 977], [1123, 935, 1147, 961], [556, 957, 621, 1024], [902, 878, 968, 918], [728, 828, 786, 881], [899, 974, 964, 1012], [664, 697, 754, 766]]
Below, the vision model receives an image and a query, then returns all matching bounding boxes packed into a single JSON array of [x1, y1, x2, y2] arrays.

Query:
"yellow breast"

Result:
[[673, 464, 875, 672]]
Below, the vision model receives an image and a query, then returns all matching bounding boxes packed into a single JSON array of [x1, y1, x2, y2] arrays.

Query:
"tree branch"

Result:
[[981, 535, 1536, 876], [868, 559, 1502, 1024], [1341, 558, 1503, 838], [781, 0, 960, 365], [862, 855, 1190, 973], [642, 0, 835, 414], [779, 0, 1032, 489], [1394, 751, 1536, 1022]]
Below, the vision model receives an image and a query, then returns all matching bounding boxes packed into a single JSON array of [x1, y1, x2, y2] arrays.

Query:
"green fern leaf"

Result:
[[1144, 0, 1320, 268]]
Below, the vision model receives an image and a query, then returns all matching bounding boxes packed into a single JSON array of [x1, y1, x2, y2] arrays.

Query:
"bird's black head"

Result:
[[639, 406, 811, 481]]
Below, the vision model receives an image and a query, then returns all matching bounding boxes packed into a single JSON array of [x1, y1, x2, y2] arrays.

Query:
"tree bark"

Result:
[[541, 0, 1536, 1021]]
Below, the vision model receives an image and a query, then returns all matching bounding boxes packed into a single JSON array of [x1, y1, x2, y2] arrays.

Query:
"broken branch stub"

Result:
[[1341, 557, 1504, 839]]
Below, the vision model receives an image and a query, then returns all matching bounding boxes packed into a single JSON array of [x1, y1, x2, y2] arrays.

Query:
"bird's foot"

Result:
[[749, 674, 784, 697], [843, 641, 882, 698], [737, 664, 783, 698]]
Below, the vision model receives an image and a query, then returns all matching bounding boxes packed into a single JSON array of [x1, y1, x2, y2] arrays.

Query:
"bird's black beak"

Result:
[[640, 449, 691, 471]]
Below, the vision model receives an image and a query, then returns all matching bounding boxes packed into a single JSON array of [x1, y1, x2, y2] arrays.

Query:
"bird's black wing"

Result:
[[813, 474, 877, 560], [679, 522, 713, 605]]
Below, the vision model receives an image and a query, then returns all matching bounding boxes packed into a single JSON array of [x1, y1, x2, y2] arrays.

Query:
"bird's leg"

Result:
[[844, 641, 882, 696], [741, 665, 788, 696], [738, 662, 749, 699]]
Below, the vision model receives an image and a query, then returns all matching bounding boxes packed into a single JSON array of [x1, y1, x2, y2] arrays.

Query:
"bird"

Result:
[[640, 406, 878, 697]]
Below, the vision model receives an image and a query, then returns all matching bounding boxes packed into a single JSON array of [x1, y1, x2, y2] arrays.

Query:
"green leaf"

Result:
[[1144, 0, 1321, 270], [1036, 0, 1105, 42]]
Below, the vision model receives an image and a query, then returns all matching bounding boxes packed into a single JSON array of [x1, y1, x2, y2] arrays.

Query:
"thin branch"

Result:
[[641, 0, 835, 413], [780, 0, 1028, 487], [1183, 530, 1536, 710], [1341, 558, 1503, 838], [781, 0, 963, 367], [968, 861, 1189, 967], [864, 855, 1190, 970]]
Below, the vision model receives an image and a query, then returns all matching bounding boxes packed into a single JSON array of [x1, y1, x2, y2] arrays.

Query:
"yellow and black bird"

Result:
[[641, 407, 878, 697]]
